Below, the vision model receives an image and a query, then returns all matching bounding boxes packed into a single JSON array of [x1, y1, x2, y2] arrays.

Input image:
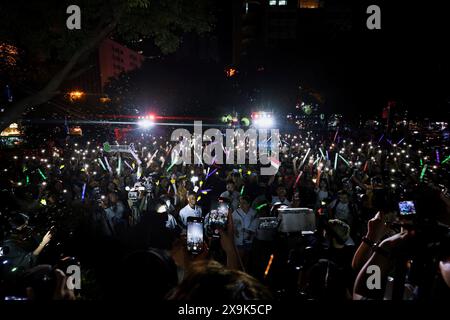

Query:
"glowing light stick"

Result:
[[264, 254, 274, 278], [293, 171, 303, 189], [442, 155, 450, 164], [363, 161, 368, 172], [333, 128, 339, 143], [117, 155, 122, 175], [313, 156, 320, 166], [124, 160, 133, 171], [104, 157, 112, 174], [334, 153, 338, 170], [420, 164, 427, 181], [38, 169, 47, 180], [339, 155, 350, 166], [166, 160, 177, 172], [129, 149, 142, 165], [301, 148, 311, 166], [256, 203, 268, 211], [97, 158, 107, 171], [81, 183, 86, 201], [319, 148, 325, 160], [206, 168, 218, 179]]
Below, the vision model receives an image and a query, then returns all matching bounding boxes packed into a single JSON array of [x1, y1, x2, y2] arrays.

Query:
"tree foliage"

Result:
[[0, 0, 213, 129]]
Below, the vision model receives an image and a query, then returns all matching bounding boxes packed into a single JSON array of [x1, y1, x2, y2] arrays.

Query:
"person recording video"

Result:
[[1, 213, 53, 296], [1, 213, 53, 271], [353, 184, 450, 300]]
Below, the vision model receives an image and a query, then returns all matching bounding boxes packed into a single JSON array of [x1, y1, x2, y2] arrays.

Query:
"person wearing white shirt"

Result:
[[179, 192, 202, 228], [220, 181, 240, 211], [271, 186, 291, 207], [232, 196, 258, 267]]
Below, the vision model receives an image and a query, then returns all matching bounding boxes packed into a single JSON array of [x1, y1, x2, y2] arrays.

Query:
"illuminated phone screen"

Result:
[[187, 219, 203, 253]]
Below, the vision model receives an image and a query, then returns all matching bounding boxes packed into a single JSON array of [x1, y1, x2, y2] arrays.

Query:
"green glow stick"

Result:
[[256, 203, 268, 210], [339, 155, 350, 166], [420, 164, 427, 181], [38, 169, 47, 180], [166, 161, 176, 172], [240, 185, 245, 196], [442, 155, 450, 164]]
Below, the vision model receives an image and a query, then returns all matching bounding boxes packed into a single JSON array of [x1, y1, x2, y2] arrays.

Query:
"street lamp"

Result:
[[68, 90, 85, 101]]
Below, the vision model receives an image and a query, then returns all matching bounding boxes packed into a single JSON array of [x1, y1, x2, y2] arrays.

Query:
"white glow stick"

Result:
[[104, 156, 112, 174], [130, 149, 142, 165]]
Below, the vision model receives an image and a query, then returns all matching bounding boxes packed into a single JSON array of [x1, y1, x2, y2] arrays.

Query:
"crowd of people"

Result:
[[1, 124, 450, 301]]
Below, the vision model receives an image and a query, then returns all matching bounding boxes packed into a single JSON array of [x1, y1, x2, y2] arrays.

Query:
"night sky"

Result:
[[134, 0, 450, 120]]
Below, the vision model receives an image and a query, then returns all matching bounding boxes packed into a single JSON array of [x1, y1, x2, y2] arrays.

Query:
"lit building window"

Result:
[[269, 0, 277, 5], [298, 0, 320, 9], [279, 0, 287, 5]]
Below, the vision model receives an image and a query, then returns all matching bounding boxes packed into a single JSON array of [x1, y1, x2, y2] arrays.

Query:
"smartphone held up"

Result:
[[187, 216, 204, 255]]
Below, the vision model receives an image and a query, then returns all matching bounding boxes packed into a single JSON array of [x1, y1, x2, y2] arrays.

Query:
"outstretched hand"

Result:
[[41, 230, 52, 246], [170, 235, 209, 271], [367, 211, 389, 243]]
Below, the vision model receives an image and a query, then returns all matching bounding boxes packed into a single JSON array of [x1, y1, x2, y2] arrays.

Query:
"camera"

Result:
[[398, 201, 416, 216], [126, 182, 145, 202], [258, 217, 280, 230]]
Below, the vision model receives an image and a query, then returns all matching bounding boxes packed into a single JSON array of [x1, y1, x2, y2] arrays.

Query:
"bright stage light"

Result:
[[252, 112, 275, 128], [138, 118, 154, 129], [138, 114, 156, 128], [254, 117, 274, 128]]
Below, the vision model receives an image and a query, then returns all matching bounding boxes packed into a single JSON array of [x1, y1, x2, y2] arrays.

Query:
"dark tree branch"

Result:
[[0, 17, 120, 131], [67, 64, 96, 81]]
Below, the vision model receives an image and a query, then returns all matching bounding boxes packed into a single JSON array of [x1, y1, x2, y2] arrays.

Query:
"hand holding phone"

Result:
[[187, 216, 204, 254], [208, 203, 229, 237], [41, 230, 53, 246]]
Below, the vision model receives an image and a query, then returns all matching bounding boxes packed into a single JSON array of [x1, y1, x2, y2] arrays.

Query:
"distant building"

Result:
[[65, 39, 144, 95], [98, 39, 145, 89], [231, 0, 350, 66]]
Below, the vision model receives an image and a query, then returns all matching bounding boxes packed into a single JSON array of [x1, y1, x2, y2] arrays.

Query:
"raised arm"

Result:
[[352, 211, 388, 271], [220, 211, 244, 271], [33, 230, 52, 256], [353, 231, 410, 299]]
